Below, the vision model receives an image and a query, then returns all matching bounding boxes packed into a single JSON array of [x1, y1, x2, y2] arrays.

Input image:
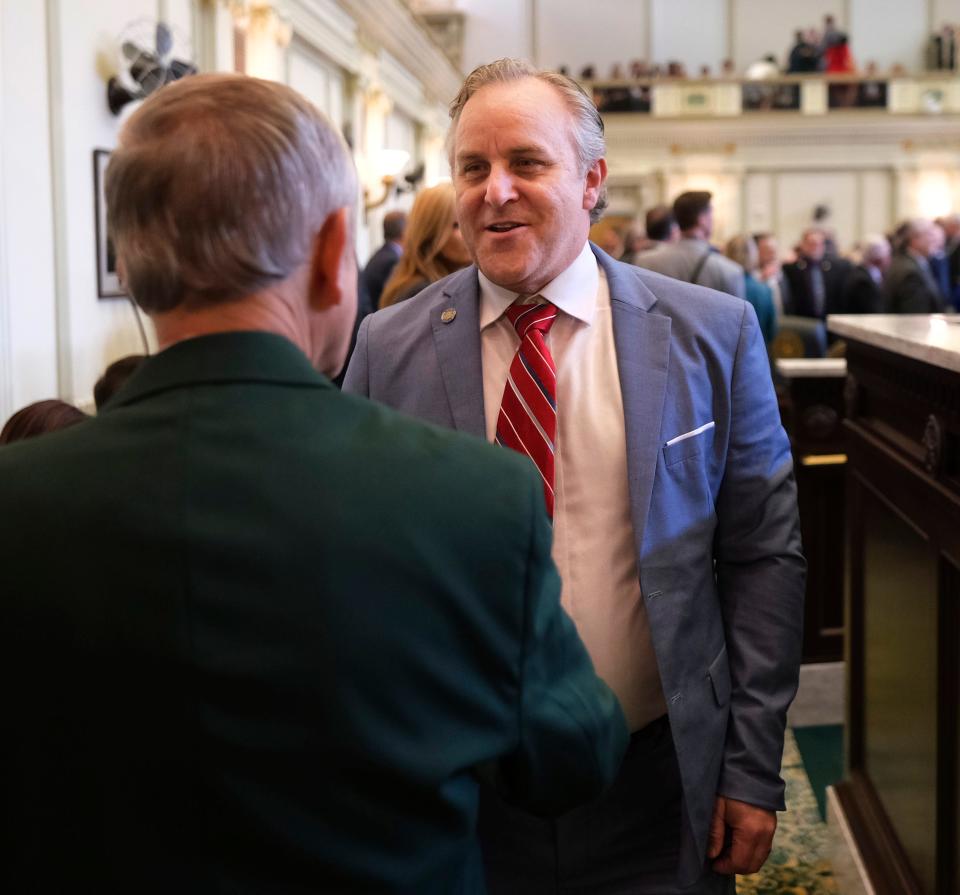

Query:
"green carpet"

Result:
[[792, 725, 844, 821], [736, 729, 838, 894]]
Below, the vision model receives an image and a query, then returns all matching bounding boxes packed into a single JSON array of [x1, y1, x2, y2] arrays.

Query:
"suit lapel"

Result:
[[429, 271, 486, 438], [595, 247, 672, 559]]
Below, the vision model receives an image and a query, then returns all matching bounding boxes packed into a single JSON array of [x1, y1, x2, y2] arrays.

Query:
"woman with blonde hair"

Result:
[[725, 233, 777, 344], [380, 182, 471, 307]]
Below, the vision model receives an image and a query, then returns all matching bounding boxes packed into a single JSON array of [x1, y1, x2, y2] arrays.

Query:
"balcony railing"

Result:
[[586, 73, 960, 118]]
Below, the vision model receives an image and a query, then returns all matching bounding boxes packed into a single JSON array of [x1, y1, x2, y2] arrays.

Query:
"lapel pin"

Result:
[[441, 308, 457, 323]]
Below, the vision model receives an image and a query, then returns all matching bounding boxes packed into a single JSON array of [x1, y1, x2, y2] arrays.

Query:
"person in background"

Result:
[[928, 222, 953, 307], [725, 234, 776, 344], [621, 206, 678, 265], [0, 73, 628, 894], [380, 182, 471, 307], [93, 354, 147, 410], [645, 204, 681, 245], [820, 15, 843, 60], [618, 224, 648, 264], [885, 217, 947, 313], [595, 226, 625, 260], [787, 29, 819, 73], [754, 233, 790, 318], [841, 235, 891, 314], [940, 212, 960, 308], [824, 33, 855, 73], [0, 399, 87, 445], [782, 228, 851, 319], [635, 190, 746, 298], [346, 57, 804, 894], [744, 54, 780, 80], [361, 210, 406, 309]]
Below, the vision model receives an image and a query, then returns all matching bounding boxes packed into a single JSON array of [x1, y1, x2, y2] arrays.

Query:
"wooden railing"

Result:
[[584, 72, 960, 118]]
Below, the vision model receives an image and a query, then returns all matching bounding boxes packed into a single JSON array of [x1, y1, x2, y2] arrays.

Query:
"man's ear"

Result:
[[307, 206, 350, 311], [583, 157, 607, 212]]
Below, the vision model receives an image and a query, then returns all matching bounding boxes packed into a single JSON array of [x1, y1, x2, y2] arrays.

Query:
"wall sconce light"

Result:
[[364, 149, 411, 212]]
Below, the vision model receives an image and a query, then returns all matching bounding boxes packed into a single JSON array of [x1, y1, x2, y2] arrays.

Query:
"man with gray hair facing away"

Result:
[[0, 74, 628, 894], [841, 235, 891, 314], [346, 58, 804, 894]]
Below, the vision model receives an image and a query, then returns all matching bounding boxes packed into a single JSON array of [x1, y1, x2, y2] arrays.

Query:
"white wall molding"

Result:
[[279, 0, 360, 75], [45, 0, 72, 400], [0, 3, 12, 422], [377, 50, 427, 122], [335, 0, 462, 106], [605, 112, 960, 158]]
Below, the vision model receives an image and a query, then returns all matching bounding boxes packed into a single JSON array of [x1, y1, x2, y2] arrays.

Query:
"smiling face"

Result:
[[452, 78, 605, 295]]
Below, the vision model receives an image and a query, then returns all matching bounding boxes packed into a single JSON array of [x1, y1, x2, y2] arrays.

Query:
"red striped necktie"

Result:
[[495, 300, 559, 518]]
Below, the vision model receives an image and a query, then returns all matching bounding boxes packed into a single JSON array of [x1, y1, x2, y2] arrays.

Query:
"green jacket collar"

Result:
[[106, 331, 331, 410]]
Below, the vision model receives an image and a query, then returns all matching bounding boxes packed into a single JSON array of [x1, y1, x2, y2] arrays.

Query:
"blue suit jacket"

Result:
[[344, 244, 805, 885]]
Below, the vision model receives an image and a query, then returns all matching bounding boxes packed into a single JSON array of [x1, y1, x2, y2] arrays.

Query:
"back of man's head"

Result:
[[645, 205, 677, 242], [106, 73, 356, 315], [861, 234, 891, 268], [383, 210, 407, 244], [673, 191, 712, 233]]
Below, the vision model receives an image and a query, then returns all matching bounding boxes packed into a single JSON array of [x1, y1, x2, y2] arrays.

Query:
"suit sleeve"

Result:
[[714, 303, 806, 811], [489, 472, 629, 816], [341, 314, 371, 397], [895, 271, 937, 313]]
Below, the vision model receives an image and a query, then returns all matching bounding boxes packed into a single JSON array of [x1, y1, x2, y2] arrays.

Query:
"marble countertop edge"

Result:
[[827, 314, 960, 374]]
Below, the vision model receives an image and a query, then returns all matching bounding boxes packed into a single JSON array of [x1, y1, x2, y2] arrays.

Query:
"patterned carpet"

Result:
[[735, 730, 838, 894]]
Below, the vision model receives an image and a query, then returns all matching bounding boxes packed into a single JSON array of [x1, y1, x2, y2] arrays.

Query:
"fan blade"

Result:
[[156, 22, 172, 58], [131, 58, 166, 94]]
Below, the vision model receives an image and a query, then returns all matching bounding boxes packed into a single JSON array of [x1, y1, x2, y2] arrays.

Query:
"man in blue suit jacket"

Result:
[[0, 73, 628, 894], [345, 59, 805, 894]]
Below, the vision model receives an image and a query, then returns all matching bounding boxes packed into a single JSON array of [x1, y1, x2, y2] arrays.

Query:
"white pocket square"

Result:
[[664, 421, 715, 447]]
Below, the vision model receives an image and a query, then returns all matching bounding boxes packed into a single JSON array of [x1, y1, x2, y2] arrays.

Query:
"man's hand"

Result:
[[707, 795, 777, 875]]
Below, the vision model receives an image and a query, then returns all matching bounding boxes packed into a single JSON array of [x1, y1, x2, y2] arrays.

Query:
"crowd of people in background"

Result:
[[2, 189, 955, 441], [576, 14, 960, 90], [10, 192, 958, 441], [592, 190, 960, 357]]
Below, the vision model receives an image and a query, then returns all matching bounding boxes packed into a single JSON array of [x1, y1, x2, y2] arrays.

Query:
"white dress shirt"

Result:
[[479, 243, 667, 731]]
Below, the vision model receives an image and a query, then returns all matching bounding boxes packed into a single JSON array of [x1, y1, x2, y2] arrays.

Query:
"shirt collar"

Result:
[[478, 241, 598, 330]]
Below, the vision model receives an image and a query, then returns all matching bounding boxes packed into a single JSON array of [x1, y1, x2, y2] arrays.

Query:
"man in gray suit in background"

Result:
[[635, 190, 747, 298], [345, 58, 804, 894]]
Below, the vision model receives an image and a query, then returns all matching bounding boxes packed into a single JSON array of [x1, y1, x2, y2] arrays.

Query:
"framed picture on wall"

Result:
[[93, 148, 125, 298]]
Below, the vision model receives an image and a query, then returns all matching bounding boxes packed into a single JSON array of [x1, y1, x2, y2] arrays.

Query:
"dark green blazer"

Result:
[[0, 332, 627, 894]]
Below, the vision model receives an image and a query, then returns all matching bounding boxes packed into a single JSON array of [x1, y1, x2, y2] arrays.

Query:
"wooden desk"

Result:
[[776, 358, 847, 663], [828, 314, 960, 894]]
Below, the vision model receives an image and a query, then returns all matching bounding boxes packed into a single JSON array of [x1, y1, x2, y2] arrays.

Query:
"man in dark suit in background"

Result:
[[841, 234, 891, 314], [942, 213, 960, 308], [782, 227, 851, 319], [928, 221, 953, 307], [885, 218, 946, 313], [361, 209, 406, 307], [0, 73, 627, 894]]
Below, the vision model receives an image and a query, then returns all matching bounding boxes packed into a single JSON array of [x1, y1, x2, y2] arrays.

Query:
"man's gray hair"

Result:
[[106, 73, 356, 313], [447, 58, 608, 223], [861, 234, 891, 264]]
